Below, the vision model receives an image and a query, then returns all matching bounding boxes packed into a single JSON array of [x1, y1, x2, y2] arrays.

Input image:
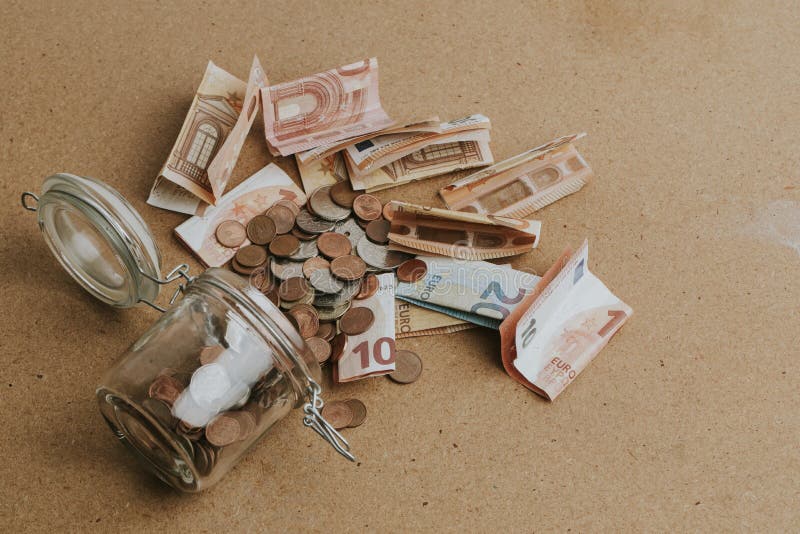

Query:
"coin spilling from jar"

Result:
[[210, 184, 427, 437]]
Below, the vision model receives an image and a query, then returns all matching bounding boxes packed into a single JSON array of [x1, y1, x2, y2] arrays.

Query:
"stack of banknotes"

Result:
[[151, 55, 631, 401]]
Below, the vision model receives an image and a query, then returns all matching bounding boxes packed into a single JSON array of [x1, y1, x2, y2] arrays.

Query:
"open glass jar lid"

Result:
[[22, 173, 190, 309]]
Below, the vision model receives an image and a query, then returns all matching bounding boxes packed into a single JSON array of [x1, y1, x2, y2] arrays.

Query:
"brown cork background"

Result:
[[1, 0, 798, 531]]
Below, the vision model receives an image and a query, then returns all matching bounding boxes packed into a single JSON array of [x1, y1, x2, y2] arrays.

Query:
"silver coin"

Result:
[[313, 279, 361, 308], [357, 238, 414, 269], [308, 186, 352, 222], [334, 217, 366, 249], [270, 257, 305, 280], [309, 268, 344, 294], [316, 301, 352, 321], [288, 238, 319, 261], [295, 209, 336, 234]]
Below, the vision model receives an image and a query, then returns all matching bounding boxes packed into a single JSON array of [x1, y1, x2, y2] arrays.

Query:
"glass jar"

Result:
[[22, 174, 353, 492]]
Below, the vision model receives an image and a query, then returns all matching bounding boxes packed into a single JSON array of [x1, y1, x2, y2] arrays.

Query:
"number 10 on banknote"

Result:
[[499, 240, 632, 400]]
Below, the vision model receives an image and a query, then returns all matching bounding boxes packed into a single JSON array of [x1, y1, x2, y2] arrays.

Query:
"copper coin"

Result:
[[228, 410, 256, 440], [246, 215, 277, 245], [338, 307, 375, 335], [321, 401, 354, 430], [291, 227, 317, 241], [355, 274, 379, 300], [231, 256, 259, 276], [215, 220, 247, 248], [274, 199, 300, 216], [199, 345, 225, 365], [236, 244, 268, 268], [288, 303, 320, 339], [317, 232, 352, 259], [305, 336, 332, 364], [330, 180, 359, 208], [397, 258, 428, 283], [353, 194, 382, 221], [330, 255, 367, 281], [177, 421, 204, 441], [365, 218, 391, 245], [148, 375, 184, 405], [382, 202, 395, 221], [265, 203, 297, 234], [345, 399, 367, 428], [278, 276, 310, 302], [250, 267, 274, 292], [205, 413, 241, 447], [302, 256, 330, 279], [388, 349, 423, 384], [263, 286, 280, 306], [330, 333, 348, 363], [316, 322, 336, 342], [269, 234, 300, 258]]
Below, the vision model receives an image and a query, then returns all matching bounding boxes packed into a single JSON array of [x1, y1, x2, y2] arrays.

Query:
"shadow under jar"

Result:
[[22, 173, 352, 492]]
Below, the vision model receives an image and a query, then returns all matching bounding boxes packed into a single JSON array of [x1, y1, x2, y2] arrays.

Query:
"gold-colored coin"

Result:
[[215, 220, 247, 248]]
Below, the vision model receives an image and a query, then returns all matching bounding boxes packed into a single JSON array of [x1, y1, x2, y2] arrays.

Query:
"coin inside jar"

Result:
[[288, 304, 320, 338], [216, 220, 247, 248], [321, 400, 354, 430], [265, 203, 296, 234], [235, 244, 268, 268], [355, 273, 379, 300], [305, 336, 332, 364], [278, 276, 310, 302], [396, 258, 428, 283], [365, 218, 391, 245], [269, 234, 300, 257], [246, 215, 277, 245], [317, 232, 352, 259], [330, 180, 360, 208], [330, 255, 367, 281], [353, 194, 382, 221], [338, 307, 375, 335], [205, 413, 242, 447], [388, 349, 423, 384]]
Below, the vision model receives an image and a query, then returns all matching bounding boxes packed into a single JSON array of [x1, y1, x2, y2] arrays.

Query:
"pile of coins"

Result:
[[213, 182, 428, 432]]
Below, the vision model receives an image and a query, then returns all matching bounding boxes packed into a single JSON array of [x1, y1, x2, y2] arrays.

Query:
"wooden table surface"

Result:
[[1, 1, 798, 531]]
